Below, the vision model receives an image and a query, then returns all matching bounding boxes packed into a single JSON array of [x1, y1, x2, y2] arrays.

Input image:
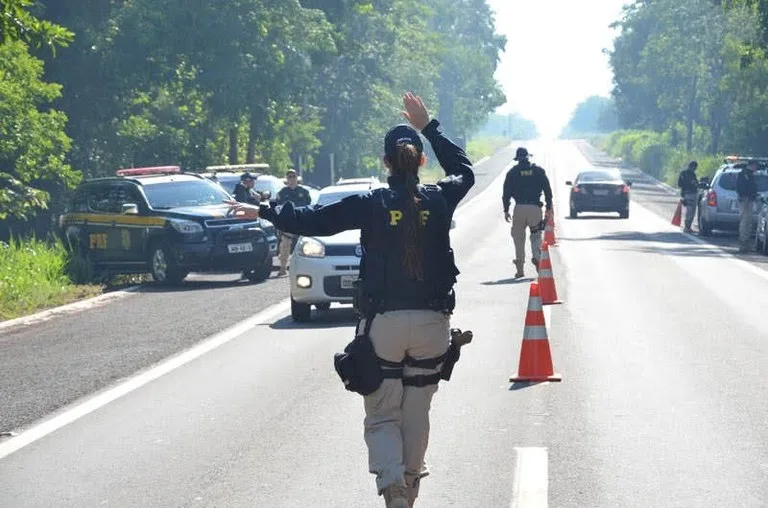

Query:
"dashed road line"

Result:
[[511, 447, 549, 508]]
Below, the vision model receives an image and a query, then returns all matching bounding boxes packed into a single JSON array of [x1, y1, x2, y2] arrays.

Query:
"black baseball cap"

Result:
[[514, 147, 531, 161], [240, 172, 255, 181], [384, 124, 424, 158]]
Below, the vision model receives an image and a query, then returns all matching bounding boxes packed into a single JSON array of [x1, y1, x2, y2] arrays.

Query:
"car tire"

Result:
[[570, 207, 578, 219], [698, 213, 712, 236], [291, 297, 312, 322], [246, 261, 271, 283], [315, 302, 331, 312], [619, 209, 629, 219], [149, 242, 186, 285]]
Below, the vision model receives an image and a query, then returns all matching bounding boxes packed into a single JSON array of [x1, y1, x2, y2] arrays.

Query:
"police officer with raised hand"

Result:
[[502, 147, 553, 278], [227, 92, 474, 508]]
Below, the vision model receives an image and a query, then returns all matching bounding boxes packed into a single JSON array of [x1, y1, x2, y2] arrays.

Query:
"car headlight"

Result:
[[298, 237, 325, 258], [169, 219, 204, 234]]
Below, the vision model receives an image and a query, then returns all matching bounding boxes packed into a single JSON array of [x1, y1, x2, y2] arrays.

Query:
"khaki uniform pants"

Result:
[[511, 204, 543, 265], [360, 310, 450, 503], [739, 198, 755, 248], [683, 192, 698, 229], [278, 232, 295, 270]]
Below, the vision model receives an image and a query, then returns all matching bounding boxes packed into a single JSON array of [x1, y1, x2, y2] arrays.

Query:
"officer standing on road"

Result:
[[232, 172, 261, 205], [275, 169, 312, 276], [227, 92, 474, 508], [677, 161, 699, 233], [737, 159, 759, 252], [501, 147, 553, 278]]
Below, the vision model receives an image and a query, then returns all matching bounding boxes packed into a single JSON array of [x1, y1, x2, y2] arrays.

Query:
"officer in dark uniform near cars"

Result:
[[737, 159, 759, 252], [232, 172, 261, 205], [677, 161, 699, 233], [227, 92, 474, 508], [501, 147, 553, 278], [275, 169, 312, 276]]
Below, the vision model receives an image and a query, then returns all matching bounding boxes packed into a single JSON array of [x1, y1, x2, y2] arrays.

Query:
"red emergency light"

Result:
[[115, 165, 181, 177]]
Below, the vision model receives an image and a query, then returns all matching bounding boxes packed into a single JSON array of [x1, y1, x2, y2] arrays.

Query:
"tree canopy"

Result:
[[0, 0, 511, 223]]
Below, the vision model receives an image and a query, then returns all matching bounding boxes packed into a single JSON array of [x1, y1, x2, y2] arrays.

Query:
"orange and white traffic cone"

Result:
[[509, 282, 562, 383], [543, 215, 557, 247], [538, 241, 562, 305], [671, 200, 682, 226]]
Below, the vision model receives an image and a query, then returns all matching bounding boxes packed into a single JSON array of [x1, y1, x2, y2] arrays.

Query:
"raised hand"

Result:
[[401, 92, 430, 131]]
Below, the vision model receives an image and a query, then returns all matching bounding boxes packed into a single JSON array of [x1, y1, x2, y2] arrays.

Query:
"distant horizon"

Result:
[[487, 0, 628, 138]]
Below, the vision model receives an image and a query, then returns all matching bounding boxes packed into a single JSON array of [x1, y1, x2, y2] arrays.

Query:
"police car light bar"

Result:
[[115, 166, 181, 177], [724, 155, 768, 163], [205, 163, 270, 173]]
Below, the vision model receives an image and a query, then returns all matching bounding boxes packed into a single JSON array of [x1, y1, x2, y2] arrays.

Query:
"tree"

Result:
[[0, 41, 78, 220], [560, 96, 620, 138]]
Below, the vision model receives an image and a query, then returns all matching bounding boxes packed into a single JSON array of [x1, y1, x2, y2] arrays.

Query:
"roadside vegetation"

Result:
[[561, 1, 768, 185], [0, 238, 101, 321], [0, 1, 543, 320]]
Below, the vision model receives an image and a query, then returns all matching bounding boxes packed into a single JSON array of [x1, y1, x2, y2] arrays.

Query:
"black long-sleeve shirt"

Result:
[[259, 119, 475, 236], [737, 168, 758, 200], [677, 168, 699, 196], [501, 161, 553, 213]]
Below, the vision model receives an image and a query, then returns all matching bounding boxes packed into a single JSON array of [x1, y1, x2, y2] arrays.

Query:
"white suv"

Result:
[[289, 181, 386, 321]]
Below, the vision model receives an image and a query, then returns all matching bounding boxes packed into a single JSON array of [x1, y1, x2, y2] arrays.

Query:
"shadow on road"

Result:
[[482, 277, 534, 286], [134, 278, 265, 293], [269, 307, 358, 331], [508, 381, 551, 391]]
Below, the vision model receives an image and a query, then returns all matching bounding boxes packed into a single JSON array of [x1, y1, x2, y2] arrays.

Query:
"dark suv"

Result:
[[59, 166, 277, 284]]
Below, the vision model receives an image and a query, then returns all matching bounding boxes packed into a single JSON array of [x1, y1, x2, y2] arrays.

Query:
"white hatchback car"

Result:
[[289, 180, 386, 321]]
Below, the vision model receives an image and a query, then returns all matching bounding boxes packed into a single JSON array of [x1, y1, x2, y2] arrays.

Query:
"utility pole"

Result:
[[329, 153, 335, 185]]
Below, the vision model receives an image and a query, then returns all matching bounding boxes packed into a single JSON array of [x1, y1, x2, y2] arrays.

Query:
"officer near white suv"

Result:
[[737, 160, 759, 252], [677, 161, 699, 233]]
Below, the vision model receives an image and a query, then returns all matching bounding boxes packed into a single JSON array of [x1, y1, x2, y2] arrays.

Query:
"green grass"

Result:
[[420, 135, 511, 184], [0, 237, 103, 321]]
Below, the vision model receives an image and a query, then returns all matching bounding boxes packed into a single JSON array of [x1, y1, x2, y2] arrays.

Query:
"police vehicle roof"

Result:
[[82, 173, 207, 186]]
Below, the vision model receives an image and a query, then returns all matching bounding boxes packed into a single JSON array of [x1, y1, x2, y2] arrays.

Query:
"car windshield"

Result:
[[210, 174, 241, 193], [143, 179, 232, 209], [578, 171, 622, 183], [316, 189, 370, 206], [718, 171, 768, 192]]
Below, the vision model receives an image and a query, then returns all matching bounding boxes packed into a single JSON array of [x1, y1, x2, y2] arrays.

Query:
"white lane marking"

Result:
[[0, 286, 141, 335], [0, 299, 290, 460], [511, 447, 549, 508], [543, 305, 552, 332]]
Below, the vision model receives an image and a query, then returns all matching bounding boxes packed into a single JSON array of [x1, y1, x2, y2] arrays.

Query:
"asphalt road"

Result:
[[2, 140, 768, 507], [0, 144, 517, 435]]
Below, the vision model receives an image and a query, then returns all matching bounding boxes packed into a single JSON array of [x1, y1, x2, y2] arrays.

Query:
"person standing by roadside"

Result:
[[501, 147, 553, 278], [737, 160, 759, 252], [275, 169, 312, 275], [677, 161, 699, 233]]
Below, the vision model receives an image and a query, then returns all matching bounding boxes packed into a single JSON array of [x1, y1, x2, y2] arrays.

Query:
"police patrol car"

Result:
[[58, 166, 278, 284]]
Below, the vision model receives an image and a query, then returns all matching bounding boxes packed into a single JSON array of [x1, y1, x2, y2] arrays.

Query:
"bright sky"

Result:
[[487, 0, 630, 138]]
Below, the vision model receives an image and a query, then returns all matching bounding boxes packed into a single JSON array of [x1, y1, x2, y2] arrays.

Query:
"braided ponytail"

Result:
[[392, 143, 424, 280]]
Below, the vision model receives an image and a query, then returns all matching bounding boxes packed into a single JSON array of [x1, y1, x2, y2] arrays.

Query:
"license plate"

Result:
[[227, 242, 253, 254], [730, 200, 740, 212], [593, 190, 610, 196], [340, 275, 356, 289]]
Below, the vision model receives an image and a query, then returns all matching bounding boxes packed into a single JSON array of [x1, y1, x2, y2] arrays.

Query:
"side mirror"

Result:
[[122, 203, 139, 215], [565, 181, 573, 186], [260, 190, 271, 200]]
